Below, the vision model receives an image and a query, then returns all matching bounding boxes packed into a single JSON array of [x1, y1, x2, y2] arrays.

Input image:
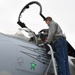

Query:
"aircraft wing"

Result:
[[68, 42, 75, 57]]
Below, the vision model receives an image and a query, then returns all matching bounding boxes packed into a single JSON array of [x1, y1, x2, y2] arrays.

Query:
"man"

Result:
[[45, 17, 70, 75]]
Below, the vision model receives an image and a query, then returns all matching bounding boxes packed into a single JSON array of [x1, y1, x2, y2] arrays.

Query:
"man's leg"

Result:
[[63, 39, 70, 75], [54, 38, 70, 75]]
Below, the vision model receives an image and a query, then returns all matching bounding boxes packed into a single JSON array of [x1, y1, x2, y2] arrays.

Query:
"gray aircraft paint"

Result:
[[0, 32, 75, 75]]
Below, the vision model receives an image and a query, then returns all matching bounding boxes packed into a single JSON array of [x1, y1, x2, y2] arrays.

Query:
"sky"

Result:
[[0, 0, 75, 48]]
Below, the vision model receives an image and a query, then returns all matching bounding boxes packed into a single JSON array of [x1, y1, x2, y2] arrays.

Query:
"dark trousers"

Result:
[[53, 38, 70, 75]]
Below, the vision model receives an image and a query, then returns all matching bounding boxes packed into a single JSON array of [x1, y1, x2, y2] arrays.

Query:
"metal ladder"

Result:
[[45, 44, 58, 75]]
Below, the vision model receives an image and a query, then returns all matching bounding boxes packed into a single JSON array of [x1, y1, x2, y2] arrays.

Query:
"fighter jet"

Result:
[[0, 1, 75, 75]]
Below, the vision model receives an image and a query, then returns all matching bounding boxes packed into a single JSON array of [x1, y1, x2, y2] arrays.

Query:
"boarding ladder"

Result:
[[45, 44, 58, 75]]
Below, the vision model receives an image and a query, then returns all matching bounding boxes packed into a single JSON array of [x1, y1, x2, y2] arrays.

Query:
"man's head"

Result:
[[45, 17, 52, 25]]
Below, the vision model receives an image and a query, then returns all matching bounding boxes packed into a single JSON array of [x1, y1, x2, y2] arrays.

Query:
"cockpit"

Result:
[[16, 28, 49, 45]]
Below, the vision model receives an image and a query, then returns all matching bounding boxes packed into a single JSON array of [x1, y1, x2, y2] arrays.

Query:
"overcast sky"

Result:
[[0, 0, 75, 48]]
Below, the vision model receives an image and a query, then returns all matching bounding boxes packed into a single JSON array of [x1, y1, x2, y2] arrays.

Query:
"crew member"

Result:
[[45, 17, 70, 75]]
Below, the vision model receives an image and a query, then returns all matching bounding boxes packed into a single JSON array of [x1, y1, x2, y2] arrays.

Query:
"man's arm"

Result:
[[47, 23, 56, 43]]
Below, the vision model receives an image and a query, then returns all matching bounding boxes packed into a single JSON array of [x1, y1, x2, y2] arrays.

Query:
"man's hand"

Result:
[[45, 37, 48, 43]]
